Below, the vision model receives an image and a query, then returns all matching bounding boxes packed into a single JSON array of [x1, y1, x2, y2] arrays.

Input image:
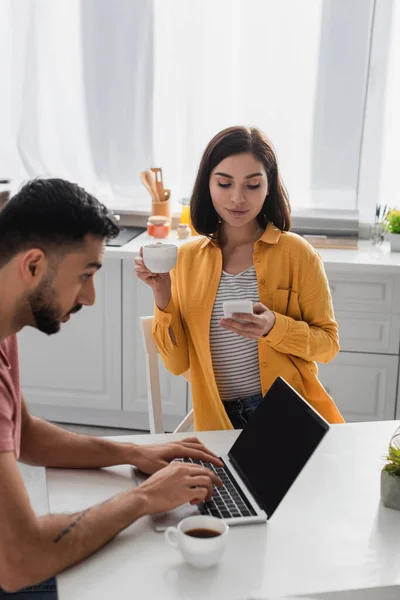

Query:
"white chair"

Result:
[[140, 316, 194, 434]]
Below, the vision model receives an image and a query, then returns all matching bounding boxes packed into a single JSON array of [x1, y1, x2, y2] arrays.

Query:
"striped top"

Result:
[[210, 265, 262, 402]]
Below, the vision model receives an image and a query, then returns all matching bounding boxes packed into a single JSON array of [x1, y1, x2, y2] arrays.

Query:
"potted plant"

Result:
[[383, 208, 400, 252], [381, 443, 400, 510]]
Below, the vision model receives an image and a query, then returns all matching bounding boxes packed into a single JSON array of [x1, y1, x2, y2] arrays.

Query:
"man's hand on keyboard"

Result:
[[131, 437, 223, 475], [135, 462, 223, 514]]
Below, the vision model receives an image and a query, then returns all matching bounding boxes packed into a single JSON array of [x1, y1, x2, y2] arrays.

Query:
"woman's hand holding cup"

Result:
[[133, 244, 177, 310]]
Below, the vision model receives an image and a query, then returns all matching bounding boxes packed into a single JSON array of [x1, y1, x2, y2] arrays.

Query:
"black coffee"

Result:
[[185, 528, 221, 539]]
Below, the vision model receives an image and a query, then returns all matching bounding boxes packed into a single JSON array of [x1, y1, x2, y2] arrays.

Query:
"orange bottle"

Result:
[[180, 198, 196, 235]]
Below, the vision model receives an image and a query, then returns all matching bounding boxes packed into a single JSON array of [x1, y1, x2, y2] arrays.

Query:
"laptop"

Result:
[[132, 377, 330, 531]]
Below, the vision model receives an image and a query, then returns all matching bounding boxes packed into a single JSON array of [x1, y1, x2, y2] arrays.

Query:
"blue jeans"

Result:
[[0, 578, 57, 599], [223, 393, 263, 429]]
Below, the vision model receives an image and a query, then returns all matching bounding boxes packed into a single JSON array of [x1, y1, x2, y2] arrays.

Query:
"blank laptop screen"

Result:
[[228, 377, 330, 518]]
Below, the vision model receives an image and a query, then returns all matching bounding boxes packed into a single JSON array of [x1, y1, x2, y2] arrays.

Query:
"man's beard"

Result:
[[27, 277, 81, 335]]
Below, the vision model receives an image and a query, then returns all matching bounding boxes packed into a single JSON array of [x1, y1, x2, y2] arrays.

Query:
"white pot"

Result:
[[389, 233, 400, 252]]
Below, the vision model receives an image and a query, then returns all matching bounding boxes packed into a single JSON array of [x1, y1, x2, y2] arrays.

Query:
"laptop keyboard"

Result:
[[176, 458, 256, 519]]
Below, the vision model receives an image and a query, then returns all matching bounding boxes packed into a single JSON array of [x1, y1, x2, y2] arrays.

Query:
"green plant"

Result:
[[383, 444, 400, 477], [384, 209, 400, 234]]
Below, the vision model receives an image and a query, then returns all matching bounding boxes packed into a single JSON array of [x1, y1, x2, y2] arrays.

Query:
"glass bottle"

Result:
[[180, 197, 191, 226], [180, 197, 196, 235]]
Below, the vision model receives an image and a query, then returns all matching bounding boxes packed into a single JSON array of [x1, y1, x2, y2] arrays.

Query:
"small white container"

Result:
[[389, 233, 400, 252], [177, 223, 191, 239]]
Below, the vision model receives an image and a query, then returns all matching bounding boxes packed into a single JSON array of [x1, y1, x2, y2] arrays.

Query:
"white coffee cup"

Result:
[[142, 243, 177, 274], [165, 515, 229, 568]]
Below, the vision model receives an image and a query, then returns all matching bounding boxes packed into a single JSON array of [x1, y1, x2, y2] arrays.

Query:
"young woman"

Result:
[[134, 126, 344, 430]]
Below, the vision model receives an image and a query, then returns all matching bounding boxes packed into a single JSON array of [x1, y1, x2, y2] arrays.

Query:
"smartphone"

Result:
[[222, 300, 253, 322]]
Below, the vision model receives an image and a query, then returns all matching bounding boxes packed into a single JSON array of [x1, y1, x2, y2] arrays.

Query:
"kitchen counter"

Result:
[[105, 230, 194, 259], [105, 233, 400, 273]]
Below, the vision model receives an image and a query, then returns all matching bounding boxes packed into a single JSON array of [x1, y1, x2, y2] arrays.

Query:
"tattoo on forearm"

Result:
[[53, 496, 112, 543], [53, 508, 91, 543]]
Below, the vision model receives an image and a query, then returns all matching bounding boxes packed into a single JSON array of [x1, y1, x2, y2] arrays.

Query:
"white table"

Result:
[[46, 422, 400, 600]]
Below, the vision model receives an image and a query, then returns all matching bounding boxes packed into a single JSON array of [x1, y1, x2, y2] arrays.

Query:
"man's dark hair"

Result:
[[0, 178, 119, 268]]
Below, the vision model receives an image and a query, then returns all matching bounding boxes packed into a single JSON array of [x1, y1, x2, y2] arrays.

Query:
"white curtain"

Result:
[[0, 0, 153, 208], [0, 0, 378, 212], [153, 0, 373, 210], [379, 0, 400, 207]]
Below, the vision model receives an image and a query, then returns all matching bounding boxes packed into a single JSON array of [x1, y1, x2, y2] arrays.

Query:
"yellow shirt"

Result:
[[153, 223, 344, 430]]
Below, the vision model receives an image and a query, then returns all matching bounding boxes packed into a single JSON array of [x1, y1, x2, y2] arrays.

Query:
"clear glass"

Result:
[[370, 222, 386, 246]]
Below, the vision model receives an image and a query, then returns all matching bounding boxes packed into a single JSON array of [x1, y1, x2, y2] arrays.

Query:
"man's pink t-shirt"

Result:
[[0, 335, 21, 458]]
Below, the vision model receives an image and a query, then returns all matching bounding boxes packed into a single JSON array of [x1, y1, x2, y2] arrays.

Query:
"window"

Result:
[[1, 0, 398, 224], [153, 0, 374, 212], [377, 0, 400, 212]]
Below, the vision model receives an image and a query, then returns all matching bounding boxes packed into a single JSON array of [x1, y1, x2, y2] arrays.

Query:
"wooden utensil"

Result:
[[145, 170, 161, 202], [151, 167, 165, 201], [140, 171, 159, 203]]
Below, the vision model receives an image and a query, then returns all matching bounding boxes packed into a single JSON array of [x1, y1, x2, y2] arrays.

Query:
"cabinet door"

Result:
[[394, 275, 400, 315], [18, 258, 122, 411], [318, 353, 398, 422], [122, 260, 187, 430], [335, 311, 400, 354], [325, 271, 394, 313]]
